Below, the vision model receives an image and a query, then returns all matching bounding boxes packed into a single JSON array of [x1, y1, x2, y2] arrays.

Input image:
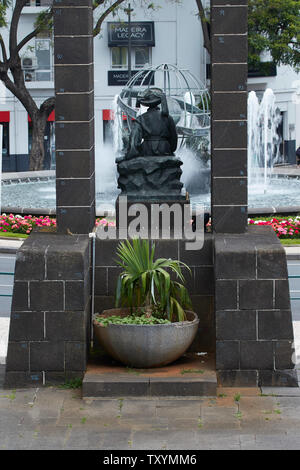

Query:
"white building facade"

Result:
[[0, 0, 299, 172]]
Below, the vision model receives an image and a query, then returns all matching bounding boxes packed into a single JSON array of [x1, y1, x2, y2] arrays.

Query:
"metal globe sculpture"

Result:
[[116, 63, 210, 149]]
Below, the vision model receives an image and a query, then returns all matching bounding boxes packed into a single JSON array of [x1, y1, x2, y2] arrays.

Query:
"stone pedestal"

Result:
[[116, 155, 184, 200], [115, 196, 190, 239]]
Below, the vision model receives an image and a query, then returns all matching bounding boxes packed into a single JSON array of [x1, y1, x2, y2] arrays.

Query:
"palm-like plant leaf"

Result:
[[114, 239, 193, 322]]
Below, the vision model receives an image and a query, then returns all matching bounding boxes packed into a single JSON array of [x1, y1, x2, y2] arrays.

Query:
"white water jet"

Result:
[[247, 91, 260, 186], [95, 143, 117, 196], [112, 94, 123, 153], [247, 88, 282, 192], [95, 95, 119, 202], [177, 146, 210, 195]]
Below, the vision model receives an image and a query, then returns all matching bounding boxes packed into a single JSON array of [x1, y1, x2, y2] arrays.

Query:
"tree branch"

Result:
[[93, 0, 126, 37], [17, 7, 53, 54], [93, 0, 106, 10], [9, 0, 27, 59], [195, 0, 211, 54], [0, 69, 36, 113], [16, 27, 40, 55], [0, 34, 7, 63], [40, 96, 55, 118]]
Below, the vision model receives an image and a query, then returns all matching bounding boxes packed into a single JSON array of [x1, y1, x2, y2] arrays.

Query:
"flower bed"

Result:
[[0, 214, 56, 235], [1, 213, 300, 241], [249, 216, 300, 240], [0, 214, 116, 237], [95, 218, 116, 228]]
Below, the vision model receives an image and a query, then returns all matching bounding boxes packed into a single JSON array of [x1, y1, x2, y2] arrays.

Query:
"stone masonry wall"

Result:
[[94, 234, 215, 353], [215, 225, 298, 387], [5, 232, 91, 388]]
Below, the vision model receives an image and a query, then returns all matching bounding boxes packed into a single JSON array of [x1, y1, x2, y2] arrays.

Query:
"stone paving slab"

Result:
[[0, 385, 300, 449], [261, 387, 300, 397], [83, 353, 217, 398]]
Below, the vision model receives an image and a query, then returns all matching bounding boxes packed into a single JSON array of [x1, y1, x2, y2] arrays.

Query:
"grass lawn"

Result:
[[1, 232, 300, 246], [280, 239, 300, 246], [0, 232, 28, 240]]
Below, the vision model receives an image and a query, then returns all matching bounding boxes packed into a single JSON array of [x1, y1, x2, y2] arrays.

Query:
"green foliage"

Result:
[[248, 0, 300, 69], [34, 8, 53, 35], [0, 0, 10, 28], [180, 368, 204, 375], [94, 313, 171, 326], [115, 238, 193, 322], [58, 378, 83, 389], [195, 0, 300, 70]]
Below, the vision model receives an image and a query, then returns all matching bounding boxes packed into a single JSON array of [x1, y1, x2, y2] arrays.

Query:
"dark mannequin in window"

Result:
[[125, 88, 178, 159]]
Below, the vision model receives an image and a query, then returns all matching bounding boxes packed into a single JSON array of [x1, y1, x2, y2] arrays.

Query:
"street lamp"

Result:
[[125, 3, 134, 81]]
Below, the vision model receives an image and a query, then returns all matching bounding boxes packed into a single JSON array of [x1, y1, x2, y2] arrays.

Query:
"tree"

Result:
[[195, 0, 300, 70], [248, 0, 300, 70], [0, 0, 54, 170], [0, 0, 158, 170]]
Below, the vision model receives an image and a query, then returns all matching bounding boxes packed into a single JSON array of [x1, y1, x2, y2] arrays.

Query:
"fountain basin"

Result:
[[2, 171, 300, 217]]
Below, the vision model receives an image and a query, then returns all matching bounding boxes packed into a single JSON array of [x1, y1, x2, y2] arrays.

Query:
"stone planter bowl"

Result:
[[93, 308, 199, 368]]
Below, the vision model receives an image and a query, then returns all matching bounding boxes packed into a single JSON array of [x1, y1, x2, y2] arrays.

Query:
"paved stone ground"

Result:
[[1, 369, 300, 450], [1, 243, 300, 449]]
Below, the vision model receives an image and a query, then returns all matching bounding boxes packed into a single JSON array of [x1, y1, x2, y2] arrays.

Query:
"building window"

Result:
[[35, 38, 52, 81], [1, 122, 9, 160], [111, 46, 151, 70], [111, 47, 128, 69], [26, 1, 52, 6], [134, 47, 151, 68], [24, 37, 52, 82]]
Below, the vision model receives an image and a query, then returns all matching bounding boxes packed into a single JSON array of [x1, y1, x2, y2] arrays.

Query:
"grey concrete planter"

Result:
[[93, 308, 199, 368]]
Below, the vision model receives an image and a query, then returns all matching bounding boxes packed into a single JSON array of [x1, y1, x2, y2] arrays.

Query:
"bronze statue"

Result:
[[116, 88, 184, 200], [126, 88, 178, 159]]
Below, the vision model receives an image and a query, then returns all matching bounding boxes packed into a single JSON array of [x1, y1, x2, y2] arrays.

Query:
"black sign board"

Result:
[[108, 70, 155, 87], [108, 22, 155, 47]]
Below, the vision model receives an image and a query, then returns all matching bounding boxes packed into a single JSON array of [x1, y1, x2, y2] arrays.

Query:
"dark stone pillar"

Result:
[[54, 0, 95, 234], [210, 0, 248, 233]]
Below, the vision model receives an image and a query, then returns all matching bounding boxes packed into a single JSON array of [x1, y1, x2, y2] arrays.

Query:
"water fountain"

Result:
[[248, 88, 283, 189], [1, 72, 300, 215]]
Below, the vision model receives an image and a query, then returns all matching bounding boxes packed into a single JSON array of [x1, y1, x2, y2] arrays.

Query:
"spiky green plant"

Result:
[[115, 239, 193, 322]]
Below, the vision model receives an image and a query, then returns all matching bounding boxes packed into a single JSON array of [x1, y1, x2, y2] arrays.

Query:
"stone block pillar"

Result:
[[211, 0, 297, 387], [5, 233, 91, 387], [214, 226, 297, 387], [54, 0, 95, 234], [210, 0, 248, 233], [4, 1, 95, 388]]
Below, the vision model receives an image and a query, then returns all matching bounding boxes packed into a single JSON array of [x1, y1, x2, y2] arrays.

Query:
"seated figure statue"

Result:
[[126, 88, 178, 158], [116, 88, 184, 200]]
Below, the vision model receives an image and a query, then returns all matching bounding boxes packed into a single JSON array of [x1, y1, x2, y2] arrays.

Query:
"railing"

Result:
[[0, 254, 15, 315], [0, 271, 14, 299], [288, 274, 300, 301]]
